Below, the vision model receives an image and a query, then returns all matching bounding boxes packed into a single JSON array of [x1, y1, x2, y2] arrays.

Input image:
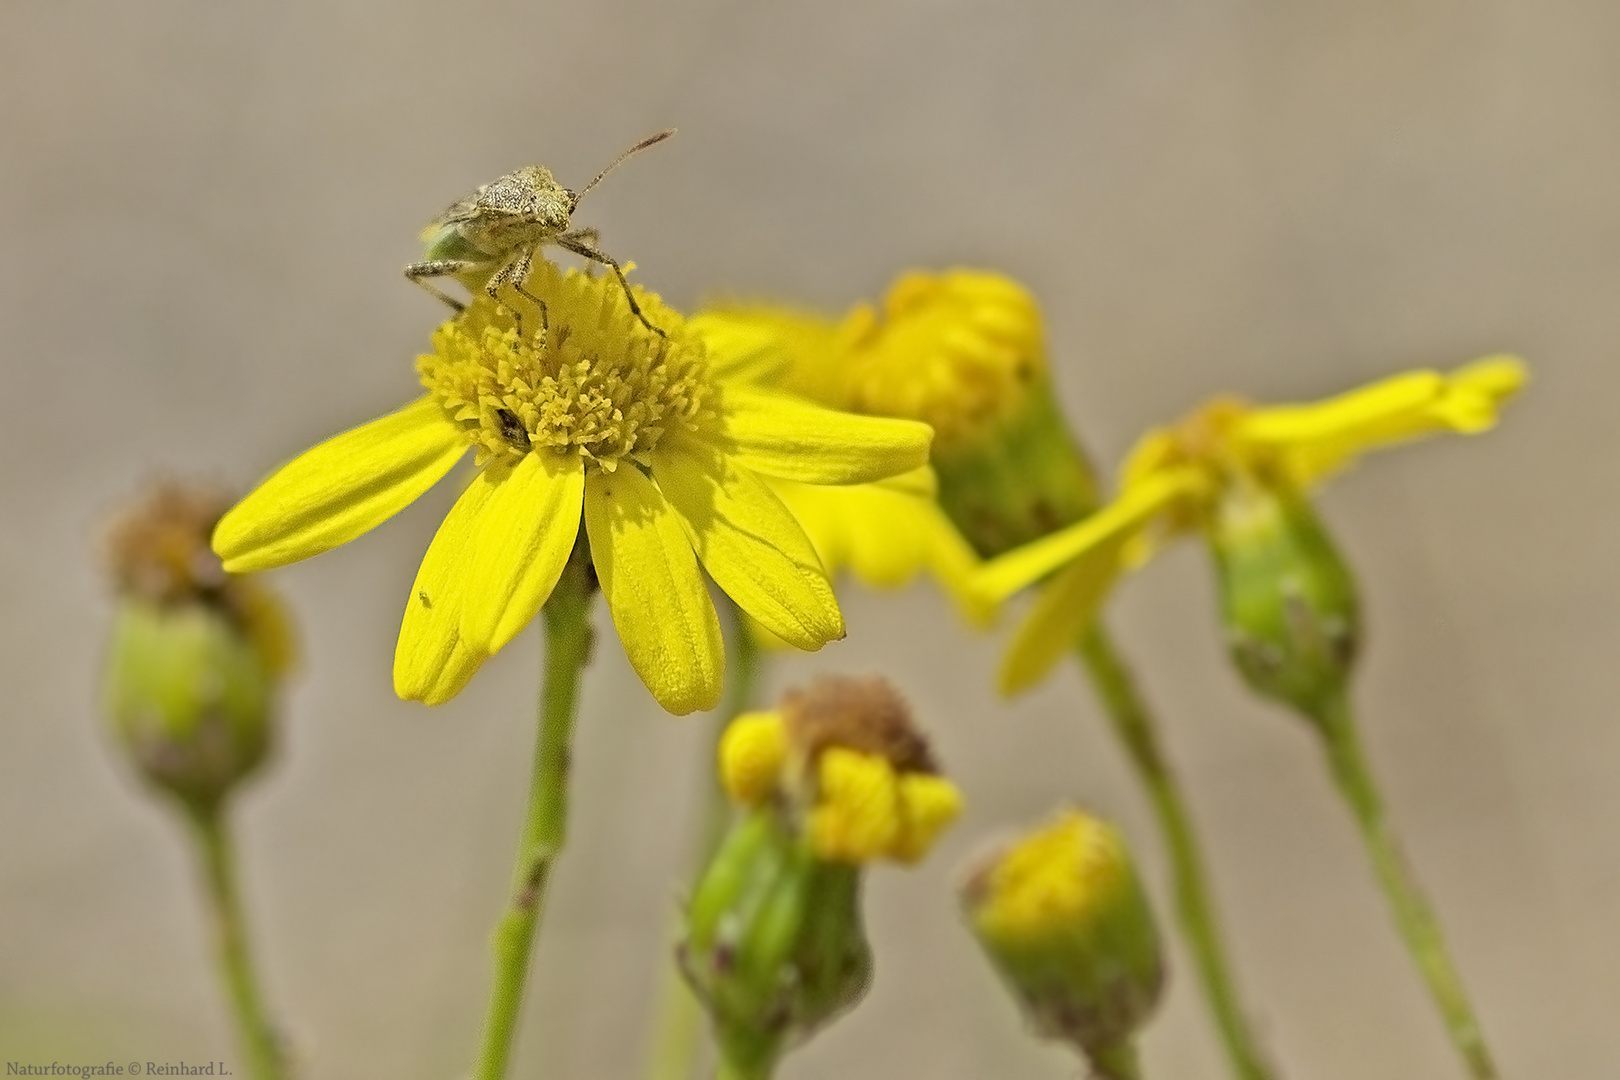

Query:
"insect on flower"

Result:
[[405, 128, 676, 336]]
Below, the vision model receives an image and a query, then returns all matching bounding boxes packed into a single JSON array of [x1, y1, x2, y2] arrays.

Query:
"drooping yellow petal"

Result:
[[394, 474, 498, 705], [718, 711, 789, 806], [974, 468, 1203, 602], [718, 384, 932, 485], [652, 435, 844, 651], [998, 537, 1130, 697], [809, 747, 903, 864], [215, 396, 466, 572], [583, 465, 724, 715], [457, 449, 586, 655], [1237, 356, 1528, 485], [891, 772, 965, 863]]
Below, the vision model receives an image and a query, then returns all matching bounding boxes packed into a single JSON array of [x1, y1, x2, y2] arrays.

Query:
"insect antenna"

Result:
[[570, 128, 676, 209]]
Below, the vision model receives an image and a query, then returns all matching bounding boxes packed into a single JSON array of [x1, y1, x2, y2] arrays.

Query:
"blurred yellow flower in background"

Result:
[[976, 357, 1528, 695], [213, 263, 932, 714]]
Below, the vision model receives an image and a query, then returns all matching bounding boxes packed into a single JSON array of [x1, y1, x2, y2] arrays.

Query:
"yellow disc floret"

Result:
[[417, 261, 713, 469], [825, 269, 1045, 452]]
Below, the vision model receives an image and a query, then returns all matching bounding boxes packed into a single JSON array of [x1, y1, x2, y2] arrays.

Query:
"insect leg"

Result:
[[485, 247, 549, 341], [405, 258, 489, 312], [556, 232, 666, 338]]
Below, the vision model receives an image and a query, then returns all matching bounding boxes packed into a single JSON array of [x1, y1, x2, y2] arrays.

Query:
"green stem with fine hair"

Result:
[[1075, 623, 1276, 1080], [644, 607, 763, 1080], [470, 551, 596, 1080], [1310, 692, 1498, 1080], [182, 801, 286, 1080]]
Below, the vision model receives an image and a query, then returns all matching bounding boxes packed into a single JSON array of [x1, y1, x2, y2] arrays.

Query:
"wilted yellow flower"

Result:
[[716, 677, 962, 865], [213, 263, 932, 714], [976, 357, 1527, 695]]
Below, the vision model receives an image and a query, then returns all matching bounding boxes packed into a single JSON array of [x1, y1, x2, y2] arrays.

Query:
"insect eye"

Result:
[[564, 188, 580, 207]]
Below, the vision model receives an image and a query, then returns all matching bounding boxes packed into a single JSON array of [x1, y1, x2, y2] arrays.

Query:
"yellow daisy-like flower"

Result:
[[688, 271, 1048, 624], [976, 357, 1528, 696], [212, 262, 932, 714]]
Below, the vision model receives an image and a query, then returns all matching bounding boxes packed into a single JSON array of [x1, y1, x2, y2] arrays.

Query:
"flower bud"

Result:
[[102, 484, 293, 808], [679, 810, 871, 1078], [1207, 476, 1360, 723], [960, 809, 1164, 1070], [687, 676, 962, 1076]]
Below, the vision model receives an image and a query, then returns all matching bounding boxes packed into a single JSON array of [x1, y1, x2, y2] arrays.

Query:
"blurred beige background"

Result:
[[3, 1, 1617, 1077]]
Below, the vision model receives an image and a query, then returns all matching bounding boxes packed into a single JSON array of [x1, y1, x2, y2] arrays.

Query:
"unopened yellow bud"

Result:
[[719, 711, 789, 806], [962, 809, 1163, 1069]]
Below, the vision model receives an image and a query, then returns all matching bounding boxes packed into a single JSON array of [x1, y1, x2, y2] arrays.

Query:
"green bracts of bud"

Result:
[[679, 810, 872, 1079], [961, 811, 1163, 1076], [934, 378, 1101, 559], [1208, 477, 1361, 723], [104, 598, 276, 809]]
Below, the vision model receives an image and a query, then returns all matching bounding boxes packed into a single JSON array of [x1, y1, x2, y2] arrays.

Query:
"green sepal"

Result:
[[1208, 477, 1361, 723], [680, 809, 871, 1078], [933, 377, 1100, 558]]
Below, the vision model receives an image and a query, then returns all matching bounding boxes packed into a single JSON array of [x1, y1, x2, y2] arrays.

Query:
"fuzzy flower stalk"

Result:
[[693, 270, 1276, 1080], [977, 357, 1527, 1079], [962, 809, 1165, 1080], [102, 483, 293, 1080], [679, 676, 962, 1080]]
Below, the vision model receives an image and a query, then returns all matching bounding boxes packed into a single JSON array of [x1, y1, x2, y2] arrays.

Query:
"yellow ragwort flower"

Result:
[[975, 357, 1528, 696], [212, 262, 932, 714], [716, 681, 963, 865], [688, 269, 1056, 624]]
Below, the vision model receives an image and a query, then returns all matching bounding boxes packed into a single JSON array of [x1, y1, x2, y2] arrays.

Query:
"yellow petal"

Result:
[[583, 465, 724, 715], [891, 773, 965, 864], [973, 468, 1201, 601], [215, 397, 466, 572], [717, 384, 932, 485], [652, 436, 844, 651], [458, 450, 586, 655], [394, 474, 497, 705], [770, 471, 994, 626], [1237, 356, 1528, 485], [717, 711, 789, 806], [809, 748, 902, 864], [688, 306, 840, 385], [998, 540, 1128, 697]]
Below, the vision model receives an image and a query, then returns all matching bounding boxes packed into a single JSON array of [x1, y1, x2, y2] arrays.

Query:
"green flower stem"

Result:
[[182, 801, 285, 1080], [470, 554, 595, 1080], [1088, 1039, 1147, 1080], [644, 609, 762, 1080], [1311, 692, 1498, 1080], [1075, 624, 1275, 1080], [714, 1056, 770, 1080]]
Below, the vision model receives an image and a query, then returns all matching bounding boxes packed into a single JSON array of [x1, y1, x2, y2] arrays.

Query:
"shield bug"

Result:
[[406, 129, 675, 336]]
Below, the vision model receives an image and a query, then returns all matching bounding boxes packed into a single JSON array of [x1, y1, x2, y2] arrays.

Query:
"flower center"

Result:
[[417, 262, 714, 470]]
